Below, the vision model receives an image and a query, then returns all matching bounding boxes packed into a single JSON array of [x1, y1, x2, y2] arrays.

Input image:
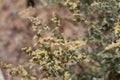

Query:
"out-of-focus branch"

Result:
[[0, 68, 5, 80]]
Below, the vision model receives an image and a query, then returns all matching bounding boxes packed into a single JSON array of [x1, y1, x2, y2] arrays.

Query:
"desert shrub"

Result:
[[0, 10, 87, 80], [0, 0, 120, 80]]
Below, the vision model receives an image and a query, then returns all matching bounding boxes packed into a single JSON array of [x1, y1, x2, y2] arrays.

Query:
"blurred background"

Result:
[[0, 0, 85, 79]]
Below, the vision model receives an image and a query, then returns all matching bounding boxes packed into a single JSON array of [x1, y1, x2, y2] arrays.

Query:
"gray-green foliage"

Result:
[[69, 0, 120, 80]]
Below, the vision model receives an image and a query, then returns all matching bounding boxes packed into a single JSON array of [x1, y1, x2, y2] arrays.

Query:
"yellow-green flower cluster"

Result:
[[65, 0, 80, 11], [90, 1, 101, 7], [105, 22, 120, 50], [0, 61, 37, 80], [23, 36, 86, 77], [65, 0, 80, 18], [51, 12, 61, 27], [22, 16, 86, 79], [64, 71, 71, 80], [105, 40, 120, 50], [114, 22, 120, 36]]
